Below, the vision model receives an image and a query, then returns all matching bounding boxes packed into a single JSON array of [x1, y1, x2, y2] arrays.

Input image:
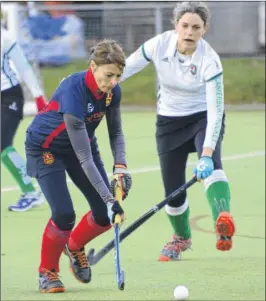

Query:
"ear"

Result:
[[174, 22, 179, 33], [203, 23, 209, 36], [90, 60, 97, 73]]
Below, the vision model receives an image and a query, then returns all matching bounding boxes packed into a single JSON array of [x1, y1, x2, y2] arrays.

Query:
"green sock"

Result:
[[165, 200, 191, 239], [1, 146, 35, 194], [205, 169, 231, 224]]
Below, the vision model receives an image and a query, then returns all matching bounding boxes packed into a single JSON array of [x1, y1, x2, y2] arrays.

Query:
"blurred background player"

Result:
[[121, 1, 235, 261], [25, 39, 132, 293], [1, 24, 47, 212]]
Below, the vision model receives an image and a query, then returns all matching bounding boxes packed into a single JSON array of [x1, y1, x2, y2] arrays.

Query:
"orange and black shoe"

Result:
[[158, 235, 192, 261], [64, 245, 91, 283], [215, 211, 235, 251], [39, 268, 65, 293]]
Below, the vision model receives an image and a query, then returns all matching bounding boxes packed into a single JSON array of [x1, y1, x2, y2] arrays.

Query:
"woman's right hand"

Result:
[[107, 200, 125, 224]]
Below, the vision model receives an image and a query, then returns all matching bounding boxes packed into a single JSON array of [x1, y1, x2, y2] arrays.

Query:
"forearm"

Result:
[[203, 75, 224, 152], [110, 134, 126, 166], [120, 46, 150, 82], [64, 114, 114, 203], [9, 44, 43, 98], [201, 147, 214, 157], [106, 106, 127, 166]]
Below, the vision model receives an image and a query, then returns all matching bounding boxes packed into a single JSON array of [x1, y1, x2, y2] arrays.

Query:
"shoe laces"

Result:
[[15, 196, 32, 206], [42, 269, 59, 282], [164, 235, 192, 252], [21, 191, 41, 199], [72, 249, 89, 269]]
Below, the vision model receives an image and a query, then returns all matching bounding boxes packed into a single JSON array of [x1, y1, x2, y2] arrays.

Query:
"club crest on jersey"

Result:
[[106, 93, 113, 106], [42, 152, 54, 165], [87, 103, 94, 113], [190, 64, 197, 75]]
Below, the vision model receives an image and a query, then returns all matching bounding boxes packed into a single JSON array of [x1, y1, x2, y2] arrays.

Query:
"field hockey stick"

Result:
[[113, 175, 125, 290], [87, 176, 197, 266]]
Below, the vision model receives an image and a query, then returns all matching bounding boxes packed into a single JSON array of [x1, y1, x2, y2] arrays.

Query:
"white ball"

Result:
[[173, 285, 189, 300]]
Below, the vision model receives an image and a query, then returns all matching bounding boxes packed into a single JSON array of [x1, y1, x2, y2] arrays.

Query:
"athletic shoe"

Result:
[[158, 234, 192, 261], [39, 268, 65, 293], [215, 211, 235, 251], [64, 245, 91, 283], [8, 192, 44, 212]]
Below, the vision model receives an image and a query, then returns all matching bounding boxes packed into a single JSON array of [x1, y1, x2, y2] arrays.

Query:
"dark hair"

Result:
[[172, 1, 210, 26], [89, 39, 126, 72]]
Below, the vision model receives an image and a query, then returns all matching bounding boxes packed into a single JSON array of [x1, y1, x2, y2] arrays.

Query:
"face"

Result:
[[175, 12, 207, 54], [90, 62, 123, 93]]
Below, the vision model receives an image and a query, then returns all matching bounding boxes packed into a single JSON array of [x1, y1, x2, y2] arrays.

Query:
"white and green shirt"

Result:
[[121, 30, 224, 150], [1, 26, 43, 97]]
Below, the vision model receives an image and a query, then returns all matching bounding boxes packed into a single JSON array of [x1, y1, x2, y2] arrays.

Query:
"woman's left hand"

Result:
[[193, 156, 214, 180], [110, 164, 132, 200]]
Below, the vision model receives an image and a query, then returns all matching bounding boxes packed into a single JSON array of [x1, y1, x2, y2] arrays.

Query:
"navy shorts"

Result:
[[26, 137, 110, 223]]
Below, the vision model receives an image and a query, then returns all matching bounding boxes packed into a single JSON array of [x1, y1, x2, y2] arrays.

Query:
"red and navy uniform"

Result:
[[26, 70, 120, 153], [25, 69, 126, 275], [25, 69, 121, 231]]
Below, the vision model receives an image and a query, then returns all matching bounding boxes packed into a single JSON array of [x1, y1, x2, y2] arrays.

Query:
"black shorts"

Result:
[[156, 111, 225, 155], [1, 85, 24, 119], [1, 85, 24, 150]]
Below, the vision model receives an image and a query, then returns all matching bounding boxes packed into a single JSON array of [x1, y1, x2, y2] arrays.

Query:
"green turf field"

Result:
[[1, 111, 265, 300]]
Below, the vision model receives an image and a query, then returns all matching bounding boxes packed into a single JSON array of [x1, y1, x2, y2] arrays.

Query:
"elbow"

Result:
[[77, 149, 93, 165]]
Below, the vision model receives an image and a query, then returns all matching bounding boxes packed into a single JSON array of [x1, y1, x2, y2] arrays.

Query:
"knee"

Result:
[[204, 169, 228, 190], [168, 192, 187, 208], [51, 212, 76, 231], [166, 198, 189, 214], [1, 143, 11, 153], [93, 212, 110, 227], [1, 131, 14, 152]]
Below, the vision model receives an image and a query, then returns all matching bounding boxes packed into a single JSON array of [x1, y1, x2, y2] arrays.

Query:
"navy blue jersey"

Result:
[[26, 70, 121, 152]]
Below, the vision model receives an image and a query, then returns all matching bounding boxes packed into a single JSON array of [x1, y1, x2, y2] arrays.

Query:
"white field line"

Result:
[[1, 150, 265, 194]]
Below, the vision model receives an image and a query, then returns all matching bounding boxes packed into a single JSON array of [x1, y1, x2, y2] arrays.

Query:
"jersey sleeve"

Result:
[[2, 29, 16, 52], [203, 73, 224, 150], [120, 34, 160, 82], [5, 39, 44, 98], [203, 57, 223, 82], [64, 114, 114, 203], [58, 79, 86, 121], [106, 86, 126, 166]]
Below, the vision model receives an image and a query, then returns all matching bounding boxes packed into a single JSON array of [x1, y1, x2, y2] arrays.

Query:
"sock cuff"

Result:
[[204, 169, 228, 191], [86, 211, 111, 231], [165, 199, 189, 216], [48, 219, 72, 240], [1, 145, 16, 159]]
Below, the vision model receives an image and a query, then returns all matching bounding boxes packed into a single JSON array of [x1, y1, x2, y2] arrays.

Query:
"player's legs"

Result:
[[63, 152, 111, 283], [158, 142, 192, 261], [66, 154, 111, 250], [194, 128, 235, 251], [36, 171, 76, 292], [1, 86, 43, 211]]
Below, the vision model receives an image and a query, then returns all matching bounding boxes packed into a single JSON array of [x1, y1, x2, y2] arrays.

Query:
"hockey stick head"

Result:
[[118, 270, 125, 290], [87, 248, 95, 265]]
